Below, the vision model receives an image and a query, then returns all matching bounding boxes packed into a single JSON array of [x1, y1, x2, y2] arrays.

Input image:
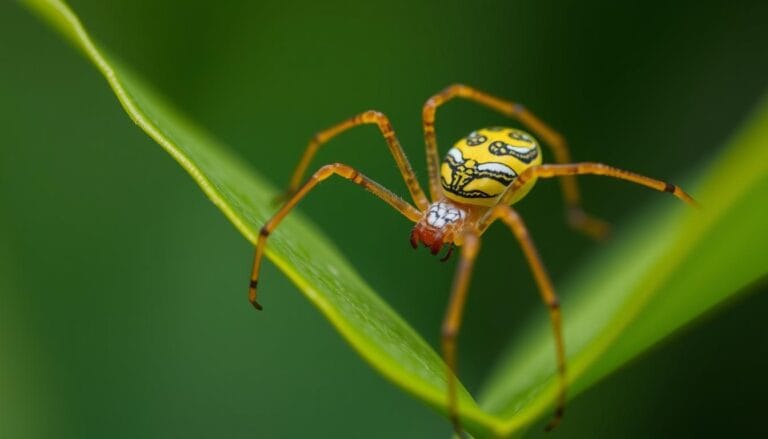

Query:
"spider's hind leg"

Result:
[[422, 84, 610, 239], [278, 110, 430, 210]]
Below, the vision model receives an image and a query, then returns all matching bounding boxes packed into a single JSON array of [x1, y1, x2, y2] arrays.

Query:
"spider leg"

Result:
[[482, 205, 567, 431], [441, 231, 480, 436], [249, 163, 422, 310], [481, 162, 697, 227], [280, 110, 430, 210], [422, 84, 608, 239]]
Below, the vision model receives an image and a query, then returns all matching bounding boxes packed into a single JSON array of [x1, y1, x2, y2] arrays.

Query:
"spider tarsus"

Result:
[[440, 244, 455, 262], [689, 197, 702, 209], [675, 187, 701, 209], [449, 414, 466, 438], [544, 407, 565, 432], [249, 280, 263, 310]]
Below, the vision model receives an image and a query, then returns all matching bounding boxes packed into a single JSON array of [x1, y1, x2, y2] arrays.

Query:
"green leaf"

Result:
[[21, 1, 768, 437], [18, 0, 491, 432], [477, 99, 768, 433]]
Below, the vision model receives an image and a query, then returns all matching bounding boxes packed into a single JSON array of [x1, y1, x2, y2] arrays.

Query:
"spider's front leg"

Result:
[[441, 231, 480, 436], [277, 110, 430, 210], [249, 163, 422, 309], [493, 163, 698, 209]]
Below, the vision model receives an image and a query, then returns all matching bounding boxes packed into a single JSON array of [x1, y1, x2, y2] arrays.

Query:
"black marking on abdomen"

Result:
[[465, 131, 488, 146], [488, 141, 539, 164]]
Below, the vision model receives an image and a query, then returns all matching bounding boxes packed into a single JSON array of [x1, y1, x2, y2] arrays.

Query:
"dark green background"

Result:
[[1, 0, 767, 437]]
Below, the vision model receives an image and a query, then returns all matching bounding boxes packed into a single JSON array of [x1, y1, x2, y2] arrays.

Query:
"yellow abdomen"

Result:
[[440, 127, 542, 206]]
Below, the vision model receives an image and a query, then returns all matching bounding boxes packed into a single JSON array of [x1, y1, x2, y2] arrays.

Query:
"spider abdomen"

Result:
[[440, 127, 542, 206]]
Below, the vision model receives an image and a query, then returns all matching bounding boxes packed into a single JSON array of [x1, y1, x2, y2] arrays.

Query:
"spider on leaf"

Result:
[[247, 84, 696, 434]]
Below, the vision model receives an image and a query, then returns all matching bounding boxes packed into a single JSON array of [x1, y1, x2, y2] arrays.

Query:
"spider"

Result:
[[247, 84, 696, 434]]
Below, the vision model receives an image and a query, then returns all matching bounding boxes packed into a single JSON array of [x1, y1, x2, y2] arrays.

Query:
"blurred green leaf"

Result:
[[478, 97, 768, 433], [21, 0, 768, 437]]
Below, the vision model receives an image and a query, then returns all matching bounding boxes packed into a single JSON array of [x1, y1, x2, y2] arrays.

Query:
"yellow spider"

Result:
[[247, 84, 696, 434]]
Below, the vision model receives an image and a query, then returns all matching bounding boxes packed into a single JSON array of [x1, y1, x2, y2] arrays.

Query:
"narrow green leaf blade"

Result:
[[19, 0, 497, 434]]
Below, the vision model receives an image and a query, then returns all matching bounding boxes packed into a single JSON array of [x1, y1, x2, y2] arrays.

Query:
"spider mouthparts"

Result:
[[409, 229, 418, 249], [410, 224, 452, 258], [439, 244, 455, 262]]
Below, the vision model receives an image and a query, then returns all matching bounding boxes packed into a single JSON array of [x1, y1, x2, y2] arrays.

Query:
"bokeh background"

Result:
[[2, 0, 767, 437]]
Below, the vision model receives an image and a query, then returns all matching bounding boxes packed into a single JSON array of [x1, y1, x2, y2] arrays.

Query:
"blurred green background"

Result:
[[2, 0, 767, 437]]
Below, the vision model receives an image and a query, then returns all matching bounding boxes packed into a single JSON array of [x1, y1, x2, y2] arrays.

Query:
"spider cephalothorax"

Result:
[[411, 126, 544, 260], [410, 201, 468, 259], [248, 84, 696, 436]]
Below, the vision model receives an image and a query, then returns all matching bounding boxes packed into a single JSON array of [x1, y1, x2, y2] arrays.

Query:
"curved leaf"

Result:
[[478, 97, 768, 434], [18, 0, 495, 434], [21, 1, 768, 437]]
